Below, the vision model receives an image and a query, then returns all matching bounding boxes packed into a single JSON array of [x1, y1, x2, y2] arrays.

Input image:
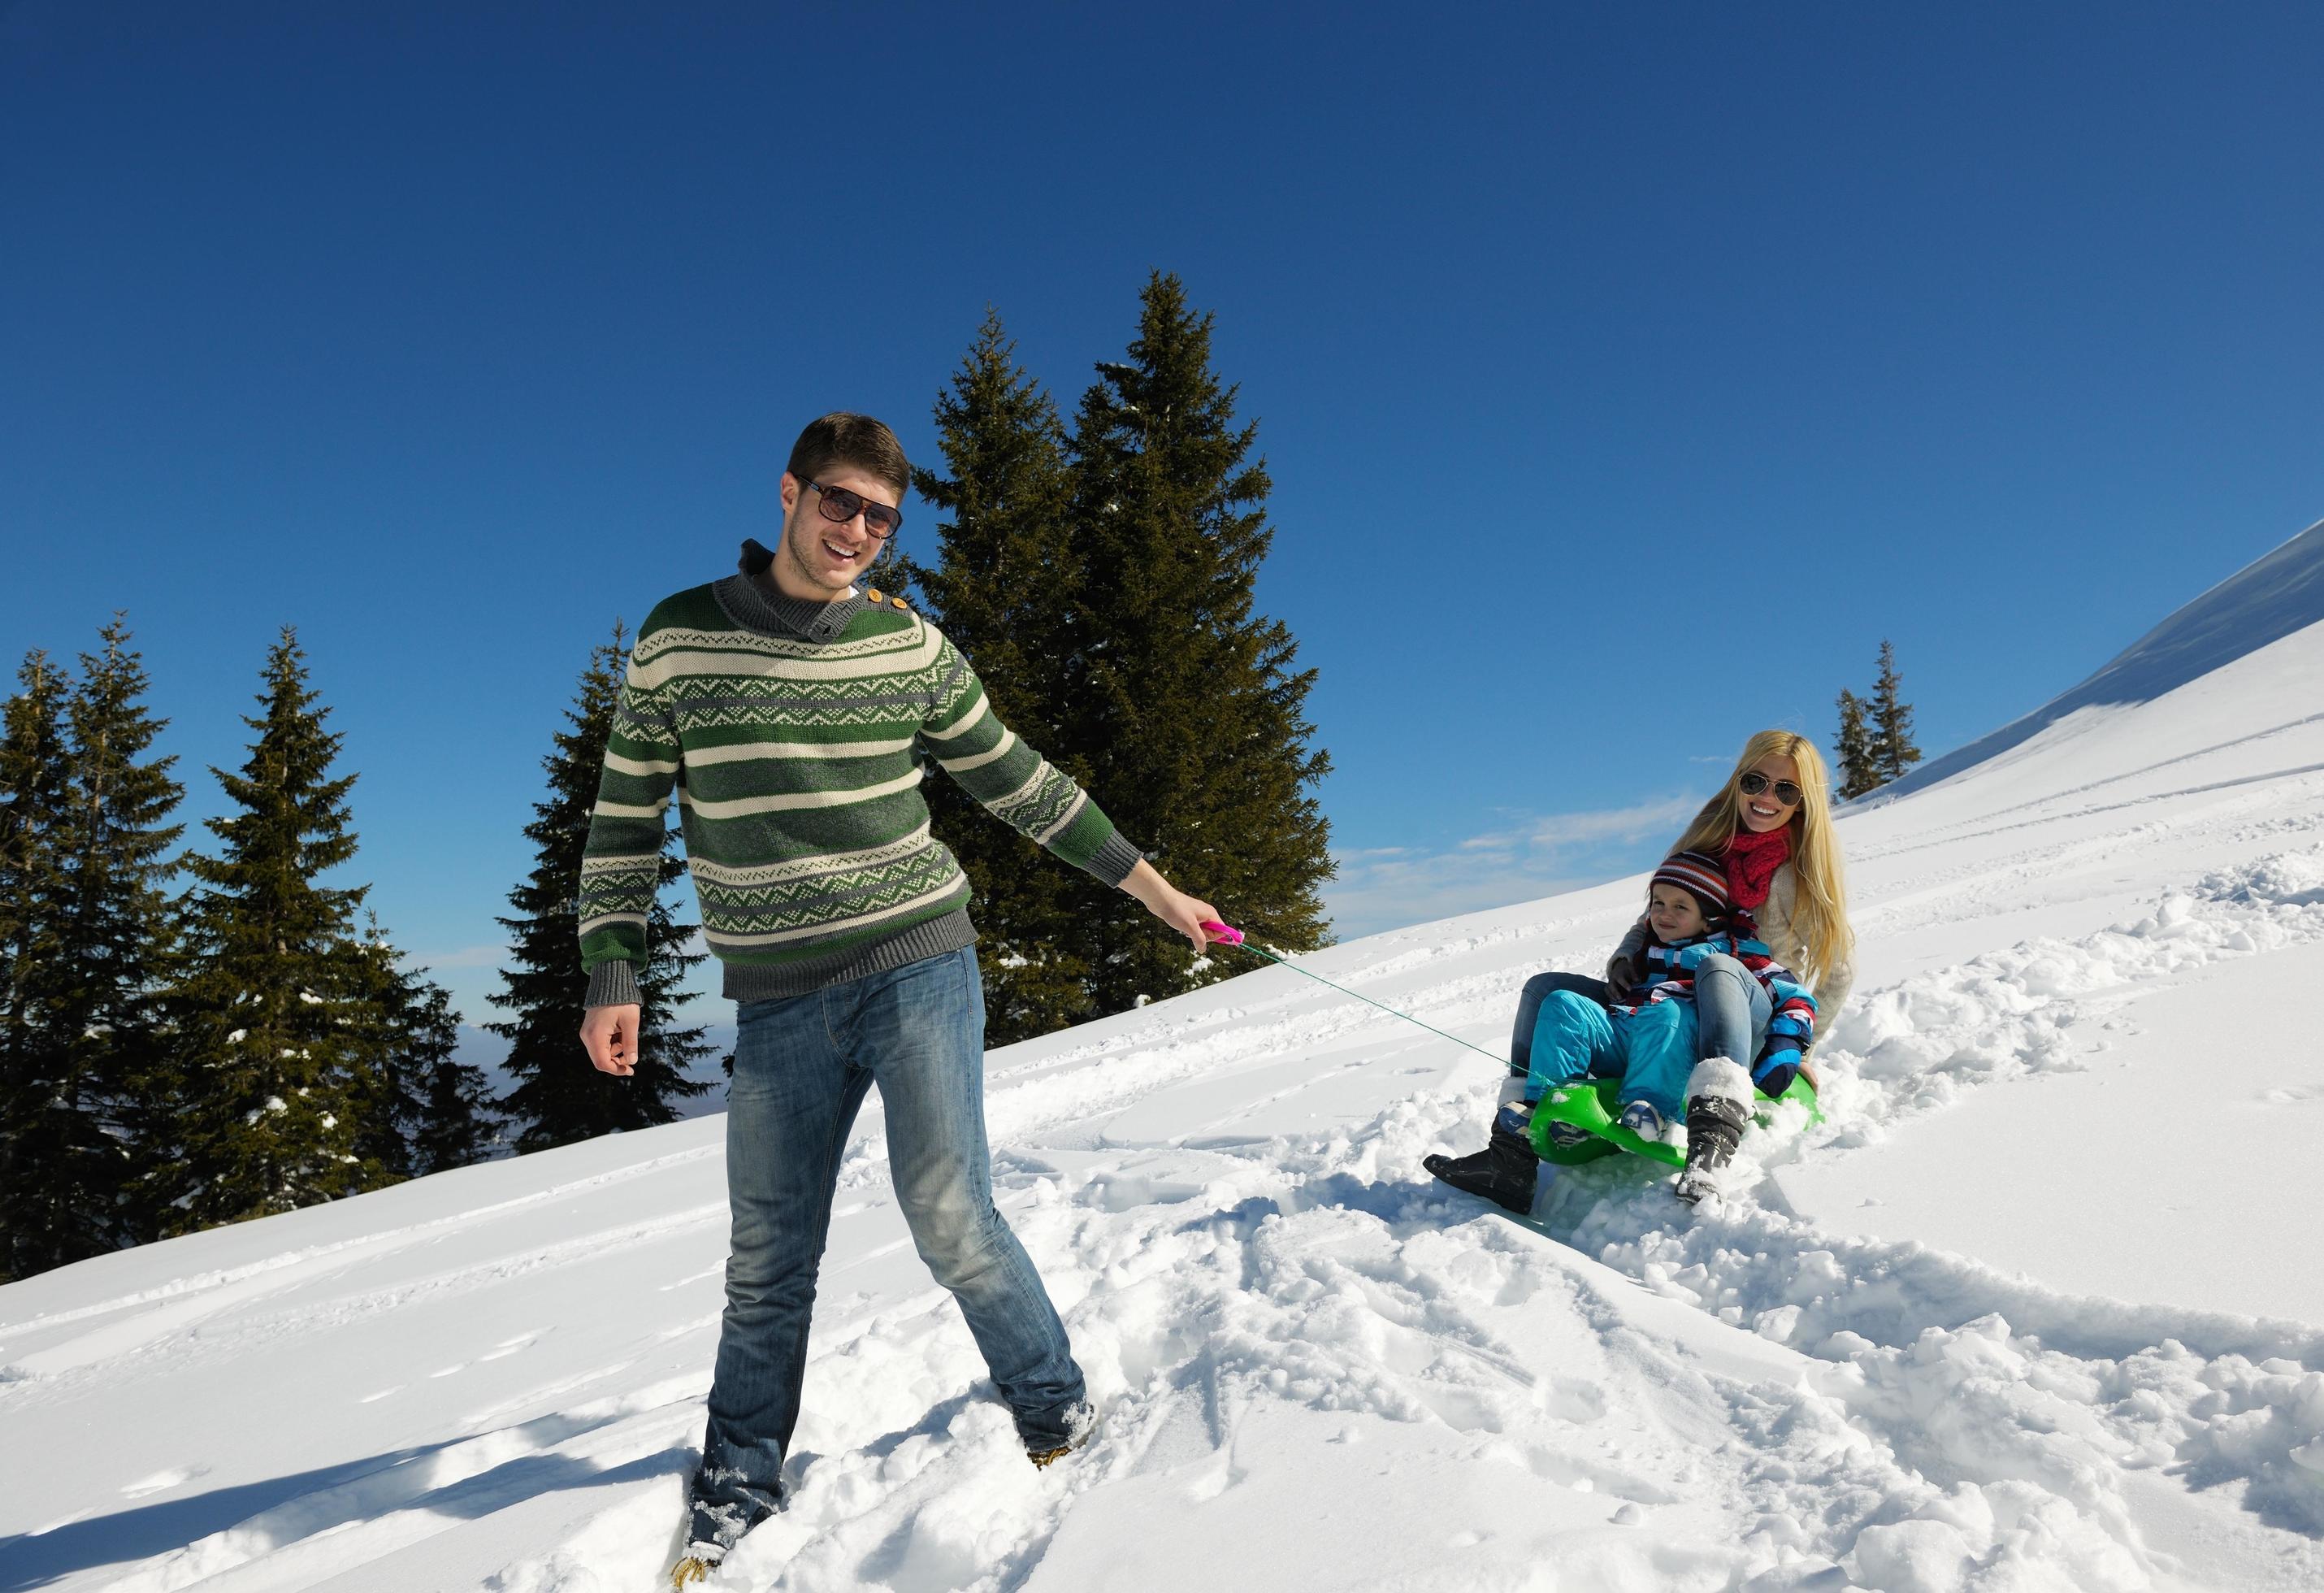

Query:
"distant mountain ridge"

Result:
[[1878, 517, 2324, 800]]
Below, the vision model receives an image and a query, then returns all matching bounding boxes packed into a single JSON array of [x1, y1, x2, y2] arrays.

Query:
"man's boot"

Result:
[[1424, 1102, 1541, 1213], [1676, 1057, 1753, 1205]]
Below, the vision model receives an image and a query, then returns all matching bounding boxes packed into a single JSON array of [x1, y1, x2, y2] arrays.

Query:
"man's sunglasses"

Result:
[[801, 479, 904, 540], [1738, 771, 1803, 806]]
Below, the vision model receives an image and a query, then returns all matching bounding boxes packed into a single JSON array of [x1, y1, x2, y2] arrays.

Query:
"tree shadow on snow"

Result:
[[0, 1434, 695, 1591]]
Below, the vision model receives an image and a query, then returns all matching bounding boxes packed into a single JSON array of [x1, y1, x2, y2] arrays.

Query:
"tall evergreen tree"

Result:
[[1834, 688, 1879, 801], [23, 621, 186, 1267], [492, 625, 712, 1153], [1868, 640, 1923, 783], [0, 649, 77, 1280], [1060, 272, 1333, 1017], [151, 628, 394, 1234], [901, 309, 1104, 1043]]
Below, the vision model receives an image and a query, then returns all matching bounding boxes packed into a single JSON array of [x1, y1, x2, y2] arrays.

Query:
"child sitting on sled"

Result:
[[1423, 850, 1817, 1212]]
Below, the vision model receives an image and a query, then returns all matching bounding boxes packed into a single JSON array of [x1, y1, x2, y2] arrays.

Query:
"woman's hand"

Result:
[[1121, 858, 1221, 954]]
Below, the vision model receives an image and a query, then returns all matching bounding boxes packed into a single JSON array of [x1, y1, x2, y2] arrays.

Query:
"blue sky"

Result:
[[5, 2, 2321, 1027]]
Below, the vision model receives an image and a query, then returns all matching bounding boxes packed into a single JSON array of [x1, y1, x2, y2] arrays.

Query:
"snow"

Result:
[[7, 548, 2324, 1590]]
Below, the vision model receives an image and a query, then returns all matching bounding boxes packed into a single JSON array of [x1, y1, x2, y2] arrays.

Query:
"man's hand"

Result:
[[581, 1003, 640, 1076], [1121, 858, 1222, 955]]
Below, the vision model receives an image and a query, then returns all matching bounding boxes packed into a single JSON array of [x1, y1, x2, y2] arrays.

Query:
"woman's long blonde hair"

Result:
[[1673, 729, 1854, 984]]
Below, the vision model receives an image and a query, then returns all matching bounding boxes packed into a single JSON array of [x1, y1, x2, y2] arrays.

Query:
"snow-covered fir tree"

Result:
[[1061, 273, 1333, 1016], [491, 626, 711, 1152], [148, 629, 400, 1234], [901, 310, 1103, 1044]]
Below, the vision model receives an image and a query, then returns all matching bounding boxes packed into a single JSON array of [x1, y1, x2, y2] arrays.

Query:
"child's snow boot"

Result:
[[1424, 1102, 1541, 1213], [1676, 1057, 1753, 1205]]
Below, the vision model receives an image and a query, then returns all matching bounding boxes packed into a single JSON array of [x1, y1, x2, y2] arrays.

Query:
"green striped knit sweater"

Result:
[[579, 559, 1143, 1007]]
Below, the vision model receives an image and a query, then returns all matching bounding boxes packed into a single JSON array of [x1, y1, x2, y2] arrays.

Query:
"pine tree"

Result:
[[1060, 273, 1333, 1017], [350, 922, 492, 1176], [346, 924, 421, 1181], [405, 975, 496, 1175], [1834, 688, 1879, 801], [1868, 640, 1923, 783], [0, 649, 77, 1280], [28, 620, 186, 1265], [492, 625, 712, 1153], [0, 650, 71, 1064], [151, 628, 395, 1234], [900, 309, 1104, 1043]]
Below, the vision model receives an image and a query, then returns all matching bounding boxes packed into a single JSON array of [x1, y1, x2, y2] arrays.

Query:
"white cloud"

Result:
[[1519, 793, 1706, 849], [411, 943, 509, 971], [1325, 790, 1710, 941]]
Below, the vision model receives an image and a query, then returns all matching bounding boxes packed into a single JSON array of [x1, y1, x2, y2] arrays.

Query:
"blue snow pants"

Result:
[[1525, 988, 1700, 1121]]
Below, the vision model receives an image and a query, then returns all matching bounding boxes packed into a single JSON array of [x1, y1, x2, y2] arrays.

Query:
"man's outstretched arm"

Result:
[[921, 636, 1220, 948]]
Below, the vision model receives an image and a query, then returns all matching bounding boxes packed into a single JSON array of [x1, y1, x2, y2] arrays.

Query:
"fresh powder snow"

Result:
[[5, 525, 2324, 1591]]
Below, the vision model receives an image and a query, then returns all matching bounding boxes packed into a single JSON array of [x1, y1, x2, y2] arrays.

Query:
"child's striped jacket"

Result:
[[1615, 931, 1819, 1092]]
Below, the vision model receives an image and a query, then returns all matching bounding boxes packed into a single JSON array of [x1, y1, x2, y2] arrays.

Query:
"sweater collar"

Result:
[[714, 539, 867, 643]]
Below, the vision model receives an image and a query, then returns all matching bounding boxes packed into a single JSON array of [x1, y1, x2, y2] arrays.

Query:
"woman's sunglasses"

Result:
[[802, 479, 904, 540], [1738, 771, 1803, 806]]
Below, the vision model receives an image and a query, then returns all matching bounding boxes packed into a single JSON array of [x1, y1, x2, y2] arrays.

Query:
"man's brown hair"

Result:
[[786, 412, 911, 500]]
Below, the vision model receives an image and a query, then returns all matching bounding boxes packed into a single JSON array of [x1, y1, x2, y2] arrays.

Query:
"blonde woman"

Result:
[[1427, 729, 1856, 1209]]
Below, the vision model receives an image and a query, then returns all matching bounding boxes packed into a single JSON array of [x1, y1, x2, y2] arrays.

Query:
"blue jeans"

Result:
[[690, 947, 1084, 1548], [1693, 952, 1772, 1070]]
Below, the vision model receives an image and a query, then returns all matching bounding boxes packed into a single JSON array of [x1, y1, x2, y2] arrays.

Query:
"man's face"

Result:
[[1647, 883, 1709, 944], [774, 465, 901, 598]]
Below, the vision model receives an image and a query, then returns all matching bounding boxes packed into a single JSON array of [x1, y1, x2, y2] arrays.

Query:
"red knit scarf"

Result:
[[1721, 825, 1793, 911]]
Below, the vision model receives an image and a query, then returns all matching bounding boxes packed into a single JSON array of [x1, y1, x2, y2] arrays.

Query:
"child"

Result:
[[1423, 851, 1817, 1212]]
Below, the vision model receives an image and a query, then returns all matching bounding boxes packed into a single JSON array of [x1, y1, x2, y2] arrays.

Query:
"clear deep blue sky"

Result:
[[6, 2, 2320, 1026]]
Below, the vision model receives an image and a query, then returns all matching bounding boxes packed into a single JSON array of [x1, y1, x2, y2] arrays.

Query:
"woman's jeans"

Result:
[[690, 947, 1084, 1549], [1506, 955, 1771, 1111]]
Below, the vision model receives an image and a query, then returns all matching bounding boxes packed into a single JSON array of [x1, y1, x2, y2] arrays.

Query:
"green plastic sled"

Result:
[[1528, 1074, 1823, 1168]]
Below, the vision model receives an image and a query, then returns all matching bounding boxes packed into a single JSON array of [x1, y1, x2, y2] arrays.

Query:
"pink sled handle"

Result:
[[1198, 918, 1245, 946]]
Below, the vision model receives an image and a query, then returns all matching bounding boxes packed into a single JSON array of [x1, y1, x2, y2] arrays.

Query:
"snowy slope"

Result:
[[1877, 516, 2324, 801], [7, 551, 2324, 1592]]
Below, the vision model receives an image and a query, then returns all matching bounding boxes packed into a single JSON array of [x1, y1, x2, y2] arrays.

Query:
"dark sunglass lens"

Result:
[[1740, 772, 1802, 805], [817, 485, 865, 524], [862, 503, 901, 536]]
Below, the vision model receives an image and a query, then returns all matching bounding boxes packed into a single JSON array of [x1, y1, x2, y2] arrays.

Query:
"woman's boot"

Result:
[[1676, 1057, 1753, 1205], [1424, 1103, 1541, 1213]]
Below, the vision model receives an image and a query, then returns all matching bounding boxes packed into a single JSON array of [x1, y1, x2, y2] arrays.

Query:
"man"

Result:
[[577, 412, 1218, 1585]]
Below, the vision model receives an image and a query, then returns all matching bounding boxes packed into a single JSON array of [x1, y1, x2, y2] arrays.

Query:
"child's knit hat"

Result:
[[1650, 849, 1732, 925]]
